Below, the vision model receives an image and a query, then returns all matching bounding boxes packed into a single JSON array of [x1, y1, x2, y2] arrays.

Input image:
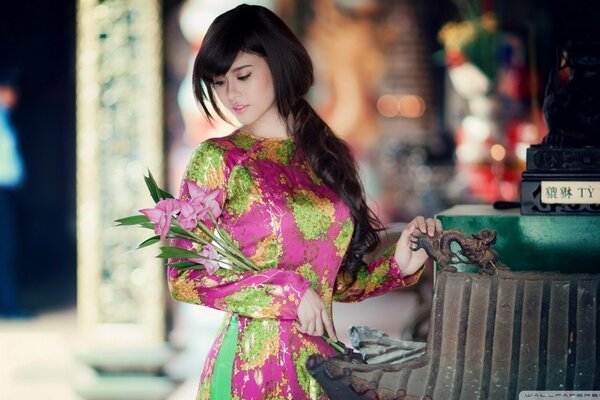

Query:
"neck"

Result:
[[243, 106, 290, 139]]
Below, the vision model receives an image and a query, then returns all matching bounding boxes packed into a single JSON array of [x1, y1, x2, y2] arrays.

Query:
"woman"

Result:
[[168, 4, 441, 399]]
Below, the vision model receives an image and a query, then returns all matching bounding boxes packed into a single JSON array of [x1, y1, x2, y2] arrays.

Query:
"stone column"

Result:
[[75, 1, 174, 398]]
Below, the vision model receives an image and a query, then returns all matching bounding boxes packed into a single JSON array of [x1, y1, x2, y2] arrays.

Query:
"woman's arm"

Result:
[[333, 216, 441, 303], [167, 139, 311, 320]]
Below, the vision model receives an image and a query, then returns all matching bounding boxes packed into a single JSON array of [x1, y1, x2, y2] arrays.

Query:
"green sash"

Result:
[[209, 314, 239, 399]]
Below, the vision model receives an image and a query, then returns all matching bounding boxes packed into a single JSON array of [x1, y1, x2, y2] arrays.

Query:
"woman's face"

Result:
[[212, 51, 280, 134]]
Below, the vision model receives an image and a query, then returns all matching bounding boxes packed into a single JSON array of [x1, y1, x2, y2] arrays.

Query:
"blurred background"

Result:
[[0, 0, 591, 398]]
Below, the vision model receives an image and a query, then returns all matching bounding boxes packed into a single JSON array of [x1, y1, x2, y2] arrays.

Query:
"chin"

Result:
[[236, 116, 257, 127]]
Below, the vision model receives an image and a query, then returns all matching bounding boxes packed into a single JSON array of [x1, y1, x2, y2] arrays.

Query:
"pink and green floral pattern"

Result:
[[168, 130, 422, 400]]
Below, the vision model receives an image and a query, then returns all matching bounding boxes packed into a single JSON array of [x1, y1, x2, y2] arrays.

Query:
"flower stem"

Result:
[[193, 223, 257, 271], [322, 335, 346, 354], [206, 214, 254, 264], [183, 254, 237, 269], [170, 219, 257, 272]]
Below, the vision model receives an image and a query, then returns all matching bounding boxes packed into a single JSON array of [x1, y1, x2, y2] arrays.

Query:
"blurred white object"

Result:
[[447, 61, 490, 100]]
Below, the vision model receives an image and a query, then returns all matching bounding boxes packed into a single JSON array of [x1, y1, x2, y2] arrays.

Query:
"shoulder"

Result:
[[184, 137, 227, 186], [188, 132, 238, 163], [185, 131, 247, 185]]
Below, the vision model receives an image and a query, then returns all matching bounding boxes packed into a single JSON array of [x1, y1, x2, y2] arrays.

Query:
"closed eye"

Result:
[[212, 79, 225, 87], [238, 73, 251, 81]]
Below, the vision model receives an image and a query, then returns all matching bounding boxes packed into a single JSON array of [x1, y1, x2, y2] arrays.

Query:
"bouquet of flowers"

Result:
[[116, 171, 257, 274], [116, 171, 345, 353]]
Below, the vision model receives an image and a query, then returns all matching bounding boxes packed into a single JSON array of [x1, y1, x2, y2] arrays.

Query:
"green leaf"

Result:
[[159, 188, 174, 199], [144, 171, 162, 203], [167, 261, 204, 270], [157, 246, 201, 259], [170, 225, 195, 238], [144, 170, 175, 202], [115, 215, 150, 225], [138, 235, 161, 249]]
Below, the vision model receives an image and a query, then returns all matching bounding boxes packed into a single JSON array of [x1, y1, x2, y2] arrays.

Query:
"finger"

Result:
[[425, 218, 436, 237], [414, 216, 427, 233], [435, 218, 443, 233], [314, 315, 324, 337], [398, 223, 418, 252], [408, 235, 419, 250], [294, 321, 306, 333], [402, 222, 416, 239], [321, 309, 338, 342], [306, 320, 315, 336]]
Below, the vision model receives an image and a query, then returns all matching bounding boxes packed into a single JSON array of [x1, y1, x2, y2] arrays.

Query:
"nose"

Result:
[[227, 80, 241, 103]]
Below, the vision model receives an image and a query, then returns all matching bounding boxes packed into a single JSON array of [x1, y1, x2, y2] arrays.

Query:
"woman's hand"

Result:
[[394, 216, 442, 277], [295, 287, 338, 342]]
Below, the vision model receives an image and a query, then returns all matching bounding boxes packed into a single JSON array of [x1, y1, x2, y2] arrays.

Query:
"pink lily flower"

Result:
[[177, 200, 199, 231], [139, 198, 180, 240], [183, 180, 223, 219], [189, 243, 221, 275], [202, 190, 222, 219]]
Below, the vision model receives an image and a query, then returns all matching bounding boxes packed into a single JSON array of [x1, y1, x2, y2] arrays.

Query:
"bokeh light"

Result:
[[376, 95, 399, 117], [397, 95, 425, 118], [490, 143, 506, 161]]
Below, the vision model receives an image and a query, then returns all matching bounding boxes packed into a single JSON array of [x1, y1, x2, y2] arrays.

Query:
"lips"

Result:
[[232, 105, 248, 113]]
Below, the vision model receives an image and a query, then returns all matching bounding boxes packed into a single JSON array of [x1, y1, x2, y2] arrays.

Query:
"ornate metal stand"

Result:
[[308, 228, 599, 398], [308, 270, 600, 399]]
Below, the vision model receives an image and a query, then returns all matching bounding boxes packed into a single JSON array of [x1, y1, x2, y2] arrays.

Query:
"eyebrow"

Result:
[[230, 64, 253, 73]]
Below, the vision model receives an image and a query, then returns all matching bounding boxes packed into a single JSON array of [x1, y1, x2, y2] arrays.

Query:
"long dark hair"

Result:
[[192, 4, 383, 281]]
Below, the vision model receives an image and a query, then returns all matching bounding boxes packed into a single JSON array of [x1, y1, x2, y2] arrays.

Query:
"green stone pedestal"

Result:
[[435, 204, 600, 273]]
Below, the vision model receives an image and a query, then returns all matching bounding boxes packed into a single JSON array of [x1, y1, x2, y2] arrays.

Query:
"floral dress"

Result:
[[168, 130, 422, 400]]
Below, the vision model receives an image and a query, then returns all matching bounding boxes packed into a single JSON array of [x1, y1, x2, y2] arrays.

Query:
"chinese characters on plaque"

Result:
[[541, 181, 600, 204]]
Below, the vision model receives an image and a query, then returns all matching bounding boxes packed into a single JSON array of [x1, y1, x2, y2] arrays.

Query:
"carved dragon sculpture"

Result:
[[409, 228, 508, 275]]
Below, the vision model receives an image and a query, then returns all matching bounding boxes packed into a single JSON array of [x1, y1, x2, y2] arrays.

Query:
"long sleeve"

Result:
[[332, 244, 423, 303], [167, 139, 311, 320]]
